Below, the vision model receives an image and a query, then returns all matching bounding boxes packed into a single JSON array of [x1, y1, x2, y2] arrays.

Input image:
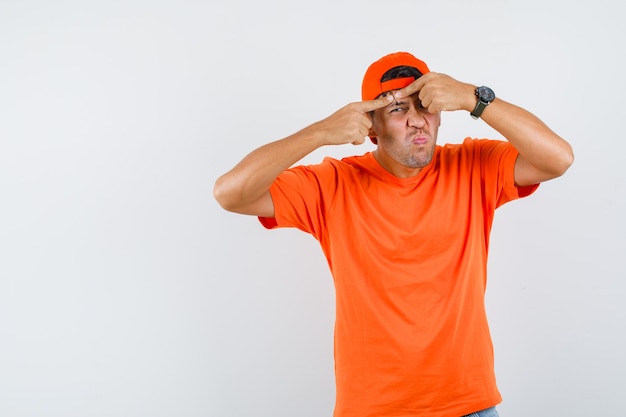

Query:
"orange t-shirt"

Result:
[[259, 138, 538, 417]]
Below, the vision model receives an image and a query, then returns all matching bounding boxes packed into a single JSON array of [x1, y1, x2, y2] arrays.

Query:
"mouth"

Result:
[[411, 135, 429, 145]]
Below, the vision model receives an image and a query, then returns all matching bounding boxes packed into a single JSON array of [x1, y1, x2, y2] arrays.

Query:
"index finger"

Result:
[[394, 75, 427, 99], [356, 94, 394, 112]]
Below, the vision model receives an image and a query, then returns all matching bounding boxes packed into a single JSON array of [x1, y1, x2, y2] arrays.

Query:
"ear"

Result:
[[368, 128, 377, 144]]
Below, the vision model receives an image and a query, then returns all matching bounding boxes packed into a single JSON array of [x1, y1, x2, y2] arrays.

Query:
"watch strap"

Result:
[[470, 100, 488, 119]]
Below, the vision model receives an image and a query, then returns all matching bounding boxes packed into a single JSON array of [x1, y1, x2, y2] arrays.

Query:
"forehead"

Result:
[[379, 90, 421, 104]]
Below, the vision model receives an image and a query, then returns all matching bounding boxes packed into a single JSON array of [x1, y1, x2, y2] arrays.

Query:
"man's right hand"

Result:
[[308, 94, 393, 146], [214, 94, 393, 216]]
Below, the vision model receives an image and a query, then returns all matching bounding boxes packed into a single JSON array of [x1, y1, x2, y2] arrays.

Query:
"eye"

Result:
[[389, 106, 408, 114]]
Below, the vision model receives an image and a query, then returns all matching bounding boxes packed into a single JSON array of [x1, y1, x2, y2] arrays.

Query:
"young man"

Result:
[[213, 52, 574, 417]]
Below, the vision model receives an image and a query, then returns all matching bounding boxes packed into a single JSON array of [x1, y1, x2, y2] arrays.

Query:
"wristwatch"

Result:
[[470, 86, 496, 119]]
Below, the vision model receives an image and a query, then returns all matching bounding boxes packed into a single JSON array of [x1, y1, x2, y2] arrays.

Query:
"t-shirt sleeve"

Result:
[[258, 160, 337, 240], [475, 138, 539, 208]]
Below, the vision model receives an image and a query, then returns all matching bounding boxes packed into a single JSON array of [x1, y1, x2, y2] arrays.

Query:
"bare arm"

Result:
[[213, 95, 393, 217], [479, 98, 574, 186], [395, 73, 574, 186]]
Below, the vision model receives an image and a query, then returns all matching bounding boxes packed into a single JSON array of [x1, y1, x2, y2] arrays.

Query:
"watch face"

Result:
[[477, 86, 496, 103]]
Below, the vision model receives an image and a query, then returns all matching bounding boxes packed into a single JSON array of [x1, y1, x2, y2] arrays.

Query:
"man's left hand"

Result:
[[393, 72, 476, 114]]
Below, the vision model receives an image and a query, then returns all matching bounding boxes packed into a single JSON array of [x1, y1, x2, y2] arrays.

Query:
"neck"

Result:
[[372, 149, 424, 178]]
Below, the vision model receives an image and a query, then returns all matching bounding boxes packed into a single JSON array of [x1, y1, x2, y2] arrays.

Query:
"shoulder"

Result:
[[313, 153, 374, 176], [277, 154, 368, 188], [439, 138, 515, 159]]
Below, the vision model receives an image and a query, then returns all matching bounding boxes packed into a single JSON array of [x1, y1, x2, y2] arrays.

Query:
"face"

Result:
[[371, 91, 441, 178]]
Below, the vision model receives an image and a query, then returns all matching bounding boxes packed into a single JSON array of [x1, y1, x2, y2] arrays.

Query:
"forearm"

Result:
[[213, 126, 324, 213], [214, 96, 392, 214], [394, 74, 574, 184]]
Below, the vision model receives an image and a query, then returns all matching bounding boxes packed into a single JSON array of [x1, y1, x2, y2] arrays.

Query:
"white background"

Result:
[[1, 0, 625, 416]]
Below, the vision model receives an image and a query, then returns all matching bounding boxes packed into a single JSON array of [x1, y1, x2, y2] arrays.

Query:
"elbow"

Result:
[[213, 176, 238, 212], [547, 143, 575, 180], [557, 143, 575, 176]]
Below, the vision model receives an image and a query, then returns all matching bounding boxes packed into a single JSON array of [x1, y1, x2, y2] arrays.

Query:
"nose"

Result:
[[407, 106, 426, 129]]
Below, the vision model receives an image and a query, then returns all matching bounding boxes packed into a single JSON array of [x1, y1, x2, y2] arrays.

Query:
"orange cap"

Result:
[[361, 52, 430, 101]]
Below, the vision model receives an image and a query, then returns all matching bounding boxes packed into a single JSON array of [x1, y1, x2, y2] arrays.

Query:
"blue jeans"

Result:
[[462, 406, 499, 417]]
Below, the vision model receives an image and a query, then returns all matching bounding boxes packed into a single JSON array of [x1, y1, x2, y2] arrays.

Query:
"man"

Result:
[[213, 52, 574, 417]]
